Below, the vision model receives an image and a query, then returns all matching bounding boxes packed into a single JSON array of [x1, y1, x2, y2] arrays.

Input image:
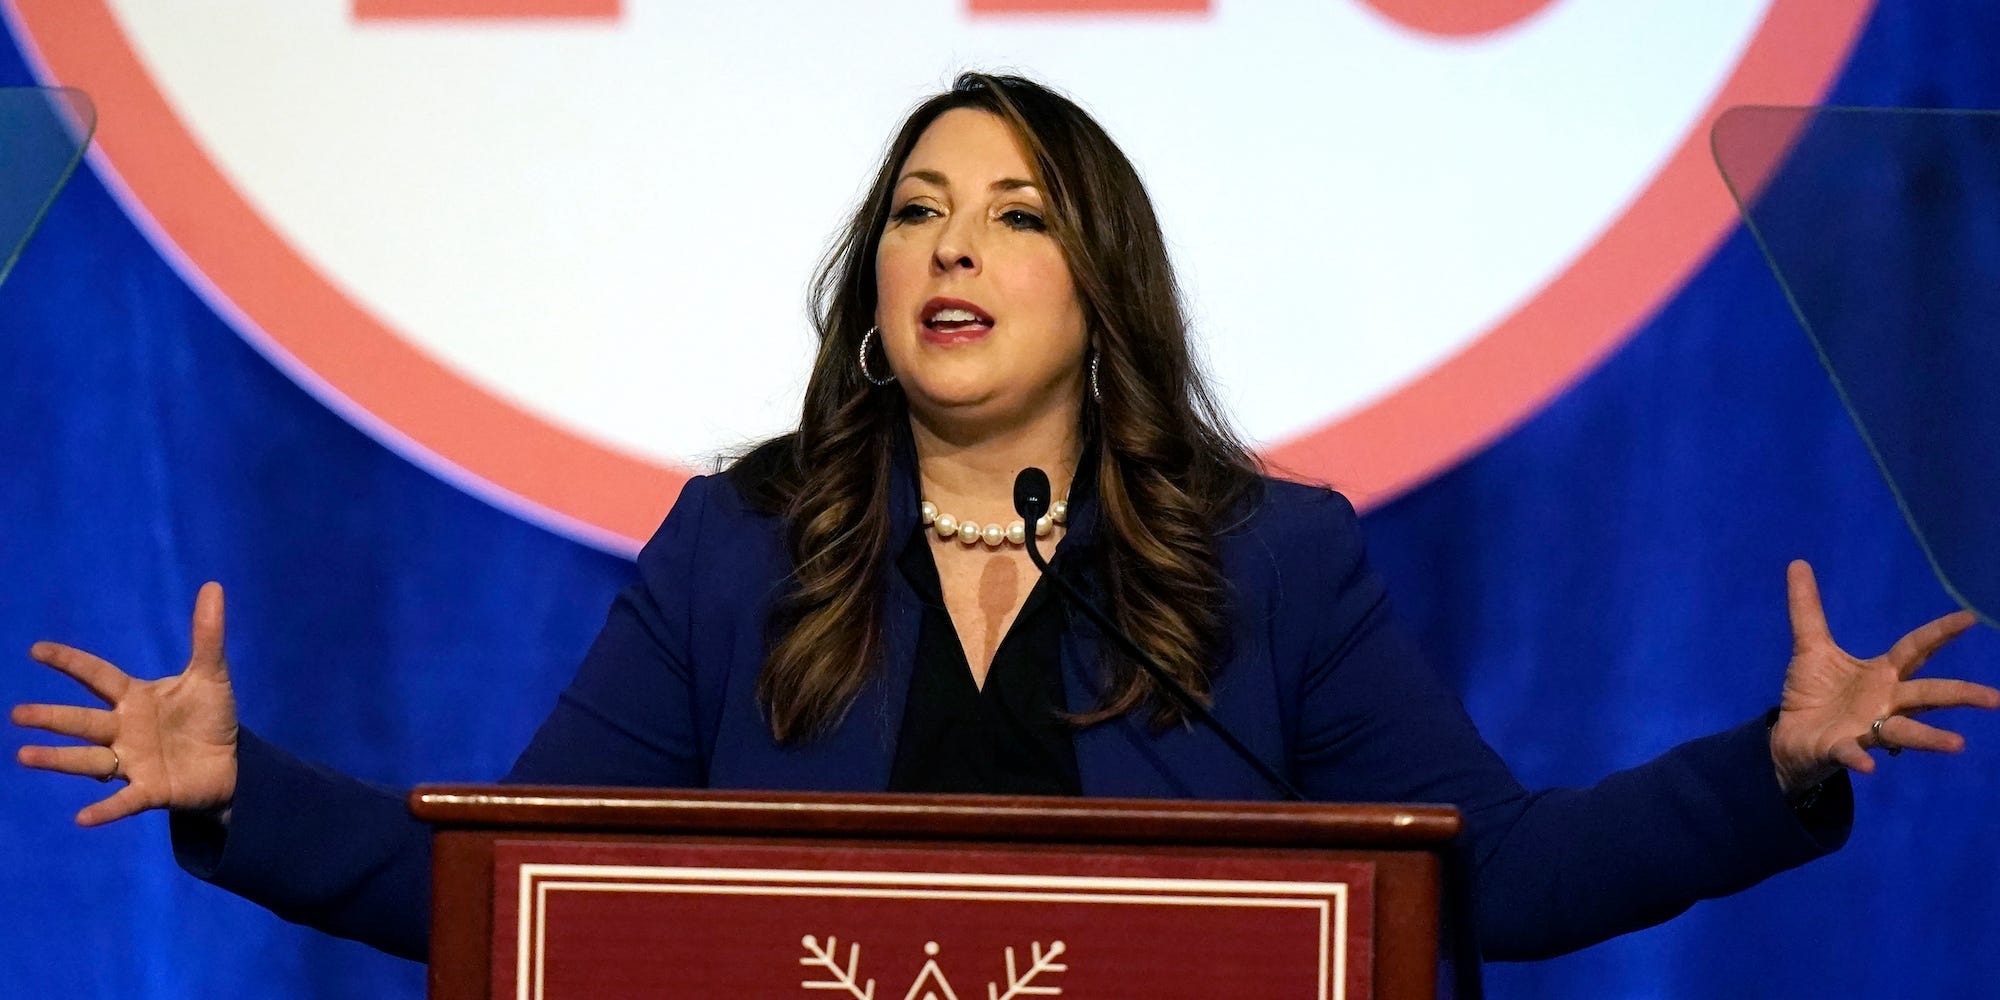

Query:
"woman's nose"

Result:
[[931, 219, 979, 275]]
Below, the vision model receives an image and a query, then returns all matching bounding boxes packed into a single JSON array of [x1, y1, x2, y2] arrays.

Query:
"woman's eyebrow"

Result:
[[897, 168, 949, 188], [894, 169, 1040, 194]]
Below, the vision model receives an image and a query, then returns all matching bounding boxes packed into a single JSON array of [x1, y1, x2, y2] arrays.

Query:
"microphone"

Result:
[[1013, 467, 1305, 801]]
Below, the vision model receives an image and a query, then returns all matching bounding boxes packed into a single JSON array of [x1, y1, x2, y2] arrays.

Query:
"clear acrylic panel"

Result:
[[0, 86, 94, 290], [1714, 106, 2000, 623]]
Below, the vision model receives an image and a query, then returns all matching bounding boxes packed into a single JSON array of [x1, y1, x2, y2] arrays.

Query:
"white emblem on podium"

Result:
[[903, 941, 958, 1000], [800, 934, 876, 999], [799, 936, 1067, 1000], [986, 940, 1067, 1000]]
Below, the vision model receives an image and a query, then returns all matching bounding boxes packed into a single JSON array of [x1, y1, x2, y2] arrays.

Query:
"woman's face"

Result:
[[875, 108, 1089, 431]]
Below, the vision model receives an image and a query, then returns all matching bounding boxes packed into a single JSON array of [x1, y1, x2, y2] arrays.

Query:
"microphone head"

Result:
[[1013, 467, 1052, 522]]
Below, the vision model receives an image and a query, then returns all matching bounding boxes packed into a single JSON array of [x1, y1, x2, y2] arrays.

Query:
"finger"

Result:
[[26, 642, 132, 705], [187, 582, 228, 680], [1878, 716, 1967, 755], [1887, 609, 1980, 679], [77, 785, 152, 827], [9, 703, 117, 744], [1830, 737, 1876, 775], [1786, 560, 1833, 649], [1894, 678, 2000, 715], [17, 743, 119, 779]]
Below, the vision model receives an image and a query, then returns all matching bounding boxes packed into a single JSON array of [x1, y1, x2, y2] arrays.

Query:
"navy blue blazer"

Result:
[[173, 464, 1848, 970]]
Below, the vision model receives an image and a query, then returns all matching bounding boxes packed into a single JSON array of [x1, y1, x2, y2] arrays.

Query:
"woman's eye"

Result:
[[891, 203, 937, 224], [1001, 209, 1046, 231]]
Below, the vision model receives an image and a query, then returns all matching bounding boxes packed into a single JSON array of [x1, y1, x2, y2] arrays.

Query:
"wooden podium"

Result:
[[412, 786, 1460, 1000]]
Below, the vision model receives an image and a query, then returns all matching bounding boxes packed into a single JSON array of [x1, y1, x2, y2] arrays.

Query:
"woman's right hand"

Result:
[[12, 582, 240, 826]]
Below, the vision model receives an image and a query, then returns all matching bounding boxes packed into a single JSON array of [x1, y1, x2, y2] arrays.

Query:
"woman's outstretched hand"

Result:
[[1771, 560, 2000, 798], [12, 582, 240, 826]]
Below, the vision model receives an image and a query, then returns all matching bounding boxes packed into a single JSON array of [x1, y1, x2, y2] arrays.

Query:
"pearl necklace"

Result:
[[921, 498, 1067, 548]]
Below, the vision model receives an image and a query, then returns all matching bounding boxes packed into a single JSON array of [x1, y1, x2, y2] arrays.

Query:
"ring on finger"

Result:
[[97, 746, 122, 783], [1872, 716, 1903, 757]]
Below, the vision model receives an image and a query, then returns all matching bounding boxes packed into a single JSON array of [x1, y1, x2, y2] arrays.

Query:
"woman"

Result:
[[13, 73, 1997, 974]]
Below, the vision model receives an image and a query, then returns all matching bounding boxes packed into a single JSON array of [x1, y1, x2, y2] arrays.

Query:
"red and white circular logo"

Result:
[[5, 0, 1870, 552]]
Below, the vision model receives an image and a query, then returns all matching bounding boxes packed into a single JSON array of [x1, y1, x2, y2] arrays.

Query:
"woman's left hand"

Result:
[[1771, 560, 2000, 798]]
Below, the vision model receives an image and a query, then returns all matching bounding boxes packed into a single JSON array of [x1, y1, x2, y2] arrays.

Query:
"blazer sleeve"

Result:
[[505, 474, 712, 787], [169, 477, 718, 961], [1284, 489, 1852, 961]]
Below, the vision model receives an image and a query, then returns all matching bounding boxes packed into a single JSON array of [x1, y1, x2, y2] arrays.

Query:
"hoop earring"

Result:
[[859, 326, 896, 386], [1089, 351, 1102, 403]]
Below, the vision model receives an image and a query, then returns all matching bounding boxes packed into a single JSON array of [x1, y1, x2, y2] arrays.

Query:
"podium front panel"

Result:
[[490, 838, 1376, 999]]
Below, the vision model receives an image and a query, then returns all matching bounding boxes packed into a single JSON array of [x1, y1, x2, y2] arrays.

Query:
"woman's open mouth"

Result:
[[920, 297, 995, 345]]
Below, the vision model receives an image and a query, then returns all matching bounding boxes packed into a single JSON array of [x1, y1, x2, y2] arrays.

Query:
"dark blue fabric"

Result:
[[5, 4, 1999, 997], [170, 470, 1842, 976], [1361, 6, 2000, 996], [1731, 105, 2000, 618]]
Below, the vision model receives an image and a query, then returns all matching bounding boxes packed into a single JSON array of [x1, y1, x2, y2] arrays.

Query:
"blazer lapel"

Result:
[[1054, 487, 1208, 800], [1056, 475, 1272, 802]]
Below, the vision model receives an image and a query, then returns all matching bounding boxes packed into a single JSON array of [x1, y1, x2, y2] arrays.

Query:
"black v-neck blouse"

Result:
[[885, 522, 1083, 796]]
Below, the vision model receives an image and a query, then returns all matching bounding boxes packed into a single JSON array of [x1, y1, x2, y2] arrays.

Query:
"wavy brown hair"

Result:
[[733, 72, 1260, 743]]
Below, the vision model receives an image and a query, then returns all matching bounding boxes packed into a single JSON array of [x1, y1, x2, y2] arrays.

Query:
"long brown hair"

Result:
[[734, 72, 1260, 742]]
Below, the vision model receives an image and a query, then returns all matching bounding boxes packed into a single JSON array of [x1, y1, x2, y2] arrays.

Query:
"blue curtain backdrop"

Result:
[[4, 4, 1997, 997]]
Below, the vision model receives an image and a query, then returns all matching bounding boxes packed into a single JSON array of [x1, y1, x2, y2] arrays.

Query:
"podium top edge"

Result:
[[408, 784, 1462, 847]]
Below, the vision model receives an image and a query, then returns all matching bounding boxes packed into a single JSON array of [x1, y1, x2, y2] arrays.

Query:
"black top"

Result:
[[886, 522, 1083, 796]]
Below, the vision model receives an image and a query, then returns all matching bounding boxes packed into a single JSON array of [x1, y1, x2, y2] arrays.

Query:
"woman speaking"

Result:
[[13, 73, 1997, 975]]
